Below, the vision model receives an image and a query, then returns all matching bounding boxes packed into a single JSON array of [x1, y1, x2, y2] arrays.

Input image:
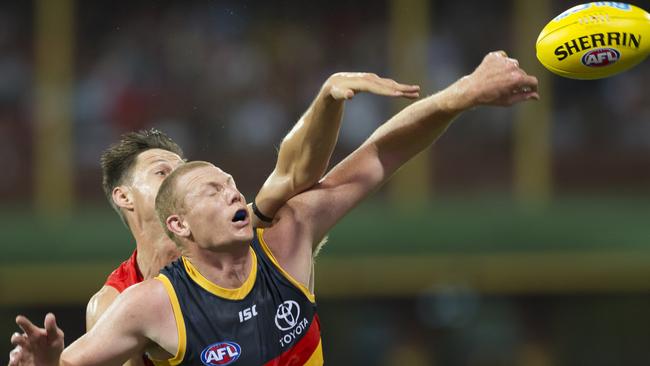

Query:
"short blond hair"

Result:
[[155, 161, 213, 244]]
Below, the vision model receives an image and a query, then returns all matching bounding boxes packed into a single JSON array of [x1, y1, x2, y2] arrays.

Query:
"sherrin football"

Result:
[[536, 2, 650, 79]]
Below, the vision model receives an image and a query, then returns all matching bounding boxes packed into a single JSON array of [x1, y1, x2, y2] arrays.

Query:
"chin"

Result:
[[237, 226, 255, 241]]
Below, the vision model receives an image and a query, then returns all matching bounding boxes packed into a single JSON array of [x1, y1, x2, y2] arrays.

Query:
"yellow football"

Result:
[[536, 2, 650, 79]]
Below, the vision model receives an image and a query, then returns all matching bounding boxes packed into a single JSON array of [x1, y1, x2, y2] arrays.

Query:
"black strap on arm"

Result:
[[252, 201, 273, 223]]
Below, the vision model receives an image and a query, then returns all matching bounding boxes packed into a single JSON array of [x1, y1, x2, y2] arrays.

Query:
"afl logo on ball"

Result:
[[582, 48, 620, 67], [200, 341, 241, 366]]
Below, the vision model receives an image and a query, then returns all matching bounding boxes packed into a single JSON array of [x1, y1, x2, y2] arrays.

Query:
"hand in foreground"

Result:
[[8, 314, 64, 366], [324, 72, 420, 101], [459, 50, 540, 108]]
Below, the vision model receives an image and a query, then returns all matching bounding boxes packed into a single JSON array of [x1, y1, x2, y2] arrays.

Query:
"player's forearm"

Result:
[[60, 335, 132, 366], [365, 77, 475, 179], [280, 85, 343, 190], [256, 86, 344, 215]]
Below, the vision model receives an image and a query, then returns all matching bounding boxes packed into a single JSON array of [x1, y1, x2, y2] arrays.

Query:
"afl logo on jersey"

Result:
[[275, 300, 301, 331], [200, 341, 241, 366]]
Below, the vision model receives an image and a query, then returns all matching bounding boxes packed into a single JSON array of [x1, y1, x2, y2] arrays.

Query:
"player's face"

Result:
[[177, 165, 253, 249], [128, 149, 185, 224]]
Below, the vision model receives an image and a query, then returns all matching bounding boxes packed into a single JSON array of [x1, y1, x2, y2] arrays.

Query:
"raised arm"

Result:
[[301, 51, 538, 241], [250, 73, 420, 225], [264, 51, 538, 279]]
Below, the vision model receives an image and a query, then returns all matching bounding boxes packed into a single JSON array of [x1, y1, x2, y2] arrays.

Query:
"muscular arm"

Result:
[[12, 280, 175, 366], [264, 51, 539, 284], [251, 73, 419, 226], [86, 287, 118, 331], [86, 287, 145, 366]]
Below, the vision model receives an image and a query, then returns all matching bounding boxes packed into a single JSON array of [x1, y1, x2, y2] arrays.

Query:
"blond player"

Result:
[[9, 73, 419, 366], [10, 51, 537, 366]]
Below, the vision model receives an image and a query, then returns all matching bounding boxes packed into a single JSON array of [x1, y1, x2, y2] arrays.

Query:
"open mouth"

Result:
[[232, 209, 248, 222]]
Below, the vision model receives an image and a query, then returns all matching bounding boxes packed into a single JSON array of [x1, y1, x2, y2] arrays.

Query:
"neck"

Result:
[[184, 241, 252, 289], [129, 217, 179, 280]]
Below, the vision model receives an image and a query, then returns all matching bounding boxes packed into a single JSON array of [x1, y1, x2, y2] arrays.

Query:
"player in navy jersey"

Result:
[[9, 72, 418, 366], [9, 51, 538, 366]]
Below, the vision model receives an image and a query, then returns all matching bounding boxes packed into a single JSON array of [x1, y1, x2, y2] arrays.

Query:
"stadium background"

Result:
[[2, 0, 650, 364]]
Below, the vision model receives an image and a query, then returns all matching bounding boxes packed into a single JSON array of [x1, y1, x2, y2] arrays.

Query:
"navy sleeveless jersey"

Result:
[[151, 228, 323, 366]]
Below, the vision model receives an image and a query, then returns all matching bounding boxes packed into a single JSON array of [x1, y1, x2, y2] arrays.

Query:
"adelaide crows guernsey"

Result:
[[151, 228, 323, 366]]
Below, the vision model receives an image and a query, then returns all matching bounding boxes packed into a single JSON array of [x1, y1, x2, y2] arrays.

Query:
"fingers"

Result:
[[494, 50, 540, 102], [327, 72, 420, 100], [10, 332, 28, 349], [513, 73, 539, 97], [509, 90, 540, 104], [9, 346, 22, 366], [15, 316, 39, 338], [389, 79, 420, 99], [366, 76, 420, 98], [44, 313, 60, 342]]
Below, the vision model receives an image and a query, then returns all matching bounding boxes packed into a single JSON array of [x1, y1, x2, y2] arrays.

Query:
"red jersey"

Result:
[[104, 249, 144, 292], [104, 250, 153, 366]]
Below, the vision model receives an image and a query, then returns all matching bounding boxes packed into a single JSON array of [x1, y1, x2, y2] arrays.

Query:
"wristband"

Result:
[[252, 201, 273, 223]]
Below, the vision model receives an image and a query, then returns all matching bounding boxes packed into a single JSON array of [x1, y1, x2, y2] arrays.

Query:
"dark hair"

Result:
[[101, 129, 184, 226]]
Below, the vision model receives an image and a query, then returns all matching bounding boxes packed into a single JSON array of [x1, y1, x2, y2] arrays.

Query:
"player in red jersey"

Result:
[[9, 73, 419, 366], [10, 51, 537, 366]]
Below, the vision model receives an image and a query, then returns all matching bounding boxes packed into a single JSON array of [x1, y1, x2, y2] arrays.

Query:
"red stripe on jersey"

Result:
[[263, 314, 322, 366]]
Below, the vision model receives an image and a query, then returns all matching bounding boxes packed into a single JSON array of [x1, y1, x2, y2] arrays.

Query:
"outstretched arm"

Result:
[[250, 73, 420, 225], [303, 51, 539, 241], [264, 51, 539, 285]]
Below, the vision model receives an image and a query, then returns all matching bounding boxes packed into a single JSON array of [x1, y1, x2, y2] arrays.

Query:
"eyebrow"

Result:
[[202, 176, 233, 190], [146, 160, 173, 169], [149, 159, 171, 165], [147, 158, 184, 167]]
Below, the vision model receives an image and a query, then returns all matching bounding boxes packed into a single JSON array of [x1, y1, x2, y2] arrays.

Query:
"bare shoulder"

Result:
[[90, 279, 169, 327], [86, 285, 120, 331], [260, 199, 315, 287], [88, 279, 174, 345], [86, 280, 169, 329], [263, 199, 306, 254], [119, 279, 169, 311]]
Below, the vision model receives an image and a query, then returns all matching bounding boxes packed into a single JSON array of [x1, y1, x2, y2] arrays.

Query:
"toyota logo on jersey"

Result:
[[274, 300, 301, 331], [200, 341, 241, 366]]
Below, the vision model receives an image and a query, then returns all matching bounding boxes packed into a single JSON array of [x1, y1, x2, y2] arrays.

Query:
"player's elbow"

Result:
[[292, 166, 326, 193], [85, 295, 100, 331]]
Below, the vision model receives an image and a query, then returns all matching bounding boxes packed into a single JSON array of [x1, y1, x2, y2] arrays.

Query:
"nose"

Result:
[[226, 187, 241, 205]]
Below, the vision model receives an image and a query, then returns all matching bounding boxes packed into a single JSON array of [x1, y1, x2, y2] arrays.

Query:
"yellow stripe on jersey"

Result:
[[181, 249, 257, 300], [256, 228, 316, 303], [151, 274, 187, 366], [304, 339, 324, 366]]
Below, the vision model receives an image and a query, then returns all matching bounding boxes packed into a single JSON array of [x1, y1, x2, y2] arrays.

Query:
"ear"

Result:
[[112, 186, 134, 211], [166, 214, 191, 238]]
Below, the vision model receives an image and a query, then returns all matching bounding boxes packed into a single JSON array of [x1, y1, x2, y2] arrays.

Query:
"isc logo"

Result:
[[200, 342, 241, 366], [581, 48, 620, 67], [238, 304, 258, 323]]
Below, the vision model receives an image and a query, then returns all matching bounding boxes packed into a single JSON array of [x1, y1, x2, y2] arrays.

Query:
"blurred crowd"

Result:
[[1, 0, 649, 203]]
